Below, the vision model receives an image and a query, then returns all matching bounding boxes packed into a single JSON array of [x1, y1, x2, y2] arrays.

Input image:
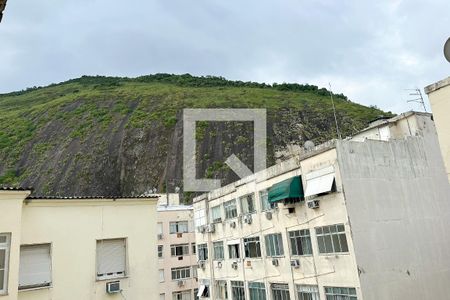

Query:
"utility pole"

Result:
[[406, 88, 427, 112]]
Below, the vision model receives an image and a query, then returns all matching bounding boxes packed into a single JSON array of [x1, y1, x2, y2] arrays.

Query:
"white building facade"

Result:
[[193, 112, 450, 300]]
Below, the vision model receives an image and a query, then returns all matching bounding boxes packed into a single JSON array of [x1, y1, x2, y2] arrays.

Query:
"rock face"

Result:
[[0, 74, 391, 200]]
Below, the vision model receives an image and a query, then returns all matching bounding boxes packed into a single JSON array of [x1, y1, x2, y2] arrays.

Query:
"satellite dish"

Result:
[[445, 37, 450, 63], [304, 140, 315, 150]]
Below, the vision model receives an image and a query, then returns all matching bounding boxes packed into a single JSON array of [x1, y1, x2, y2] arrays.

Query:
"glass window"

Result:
[[228, 243, 240, 259], [215, 280, 228, 300], [259, 189, 276, 211], [159, 269, 165, 282], [224, 199, 238, 219], [170, 221, 189, 234], [171, 244, 189, 256], [157, 222, 163, 235], [249, 282, 266, 300], [194, 208, 207, 227], [213, 241, 224, 260], [96, 238, 126, 280], [0, 233, 10, 295], [244, 237, 261, 258], [172, 290, 192, 300], [198, 244, 208, 261], [324, 286, 357, 300], [231, 281, 245, 300], [271, 283, 290, 300], [297, 285, 320, 300], [316, 224, 348, 254], [160, 293, 165, 300], [171, 267, 191, 280], [240, 193, 256, 214], [211, 206, 222, 223], [192, 243, 196, 255], [264, 234, 284, 257], [158, 245, 163, 258], [289, 229, 312, 256]]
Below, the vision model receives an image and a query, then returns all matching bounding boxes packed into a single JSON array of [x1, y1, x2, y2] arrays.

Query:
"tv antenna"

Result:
[[405, 88, 427, 112], [328, 83, 342, 139]]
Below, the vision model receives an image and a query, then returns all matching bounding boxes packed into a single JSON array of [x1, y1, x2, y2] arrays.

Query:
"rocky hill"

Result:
[[0, 74, 392, 200]]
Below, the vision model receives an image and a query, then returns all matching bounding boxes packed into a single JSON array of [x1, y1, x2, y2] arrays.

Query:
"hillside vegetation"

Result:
[[0, 74, 391, 198]]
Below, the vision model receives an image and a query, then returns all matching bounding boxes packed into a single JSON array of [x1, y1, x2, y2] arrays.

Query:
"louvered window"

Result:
[[96, 238, 127, 280]]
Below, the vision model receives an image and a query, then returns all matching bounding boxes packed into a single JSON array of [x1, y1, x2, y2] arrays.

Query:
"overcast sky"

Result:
[[0, 0, 449, 113]]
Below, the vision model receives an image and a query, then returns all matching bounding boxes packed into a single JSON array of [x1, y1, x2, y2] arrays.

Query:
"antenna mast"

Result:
[[328, 83, 342, 139], [406, 88, 427, 112]]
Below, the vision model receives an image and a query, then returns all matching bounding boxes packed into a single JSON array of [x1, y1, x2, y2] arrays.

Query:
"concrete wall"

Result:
[[0, 194, 158, 300], [157, 206, 197, 300], [426, 78, 450, 182], [337, 116, 450, 300]]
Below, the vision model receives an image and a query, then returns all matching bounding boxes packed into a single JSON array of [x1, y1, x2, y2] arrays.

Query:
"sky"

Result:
[[0, 0, 449, 113]]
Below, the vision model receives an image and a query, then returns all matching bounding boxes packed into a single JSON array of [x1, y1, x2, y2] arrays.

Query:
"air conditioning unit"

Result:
[[177, 233, 183, 238], [265, 211, 272, 220], [206, 223, 216, 233], [230, 221, 236, 228], [197, 225, 206, 234], [198, 260, 206, 269], [231, 261, 238, 270], [106, 281, 121, 294], [290, 259, 300, 268], [272, 259, 279, 266], [243, 214, 252, 224], [157, 233, 163, 240], [217, 261, 223, 269], [307, 199, 320, 209], [177, 280, 185, 287], [246, 260, 252, 267]]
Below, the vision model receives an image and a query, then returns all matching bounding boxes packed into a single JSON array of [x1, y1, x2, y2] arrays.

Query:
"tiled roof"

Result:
[[0, 0, 7, 23], [0, 186, 33, 191], [27, 195, 159, 200]]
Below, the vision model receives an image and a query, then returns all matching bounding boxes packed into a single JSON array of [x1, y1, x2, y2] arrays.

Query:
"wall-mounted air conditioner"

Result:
[[206, 223, 215, 233], [290, 259, 300, 268], [230, 221, 236, 228], [265, 211, 272, 220], [198, 260, 206, 269], [243, 214, 252, 224], [106, 281, 121, 294], [197, 225, 206, 234], [307, 199, 320, 209], [231, 261, 238, 270], [272, 259, 279, 266], [217, 261, 223, 269], [177, 280, 185, 287], [157, 234, 163, 240]]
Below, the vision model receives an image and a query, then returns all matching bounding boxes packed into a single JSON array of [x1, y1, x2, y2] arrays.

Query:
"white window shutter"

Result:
[[19, 244, 52, 288], [97, 239, 126, 278]]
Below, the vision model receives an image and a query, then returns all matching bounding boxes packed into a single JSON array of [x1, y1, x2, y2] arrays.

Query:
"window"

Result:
[[259, 189, 277, 211], [159, 269, 165, 282], [228, 242, 240, 259], [19, 244, 52, 290], [324, 287, 357, 300], [316, 224, 348, 254], [160, 293, 166, 300], [193, 289, 198, 300], [297, 285, 319, 300], [170, 221, 189, 234], [240, 193, 256, 214], [197, 284, 210, 298], [289, 229, 312, 256], [215, 280, 228, 299], [265, 234, 284, 257], [213, 241, 224, 260], [231, 281, 245, 300], [192, 265, 198, 278], [194, 209, 207, 228], [198, 244, 208, 261], [0, 234, 10, 294], [304, 166, 335, 197], [244, 237, 261, 258], [96, 238, 126, 280], [171, 266, 191, 280], [192, 243, 196, 255], [271, 283, 290, 300], [158, 245, 164, 258], [224, 199, 238, 219], [157, 222, 163, 236], [211, 206, 222, 223], [249, 282, 266, 300], [173, 290, 192, 300], [171, 244, 190, 256]]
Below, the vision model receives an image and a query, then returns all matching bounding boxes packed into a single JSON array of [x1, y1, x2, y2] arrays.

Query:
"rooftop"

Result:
[[424, 77, 450, 94]]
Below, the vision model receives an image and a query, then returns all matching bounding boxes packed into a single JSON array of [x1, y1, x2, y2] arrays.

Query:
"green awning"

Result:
[[268, 176, 304, 203]]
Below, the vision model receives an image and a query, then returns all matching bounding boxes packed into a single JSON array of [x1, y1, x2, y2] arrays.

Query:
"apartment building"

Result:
[[157, 194, 199, 300], [0, 188, 158, 300], [425, 77, 450, 182], [193, 111, 450, 300]]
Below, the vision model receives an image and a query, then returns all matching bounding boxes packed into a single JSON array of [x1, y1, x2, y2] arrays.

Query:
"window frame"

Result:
[[96, 238, 127, 281], [0, 233, 11, 295], [244, 237, 261, 258], [171, 266, 191, 281], [169, 221, 189, 234], [264, 233, 284, 257], [228, 243, 240, 259], [211, 205, 223, 223], [239, 193, 256, 215], [289, 229, 313, 256], [158, 245, 164, 258], [231, 280, 245, 300], [215, 280, 228, 300], [197, 243, 208, 261], [18, 243, 53, 290], [159, 269, 165, 283], [324, 286, 357, 300], [248, 282, 266, 300], [315, 224, 349, 255], [224, 199, 238, 220], [170, 244, 190, 257], [271, 283, 290, 300], [296, 285, 320, 300], [213, 241, 224, 260], [172, 290, 192, 300]]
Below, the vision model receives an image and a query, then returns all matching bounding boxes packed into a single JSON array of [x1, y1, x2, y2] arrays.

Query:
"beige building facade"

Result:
[[193, 112, 450, 300], [157, 197, 198, 300], [425, 77, 450, 182], [0, 188, 158, 300]]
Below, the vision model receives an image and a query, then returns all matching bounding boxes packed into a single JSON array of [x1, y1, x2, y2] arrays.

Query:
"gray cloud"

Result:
[[0, 0, 448, 113]]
